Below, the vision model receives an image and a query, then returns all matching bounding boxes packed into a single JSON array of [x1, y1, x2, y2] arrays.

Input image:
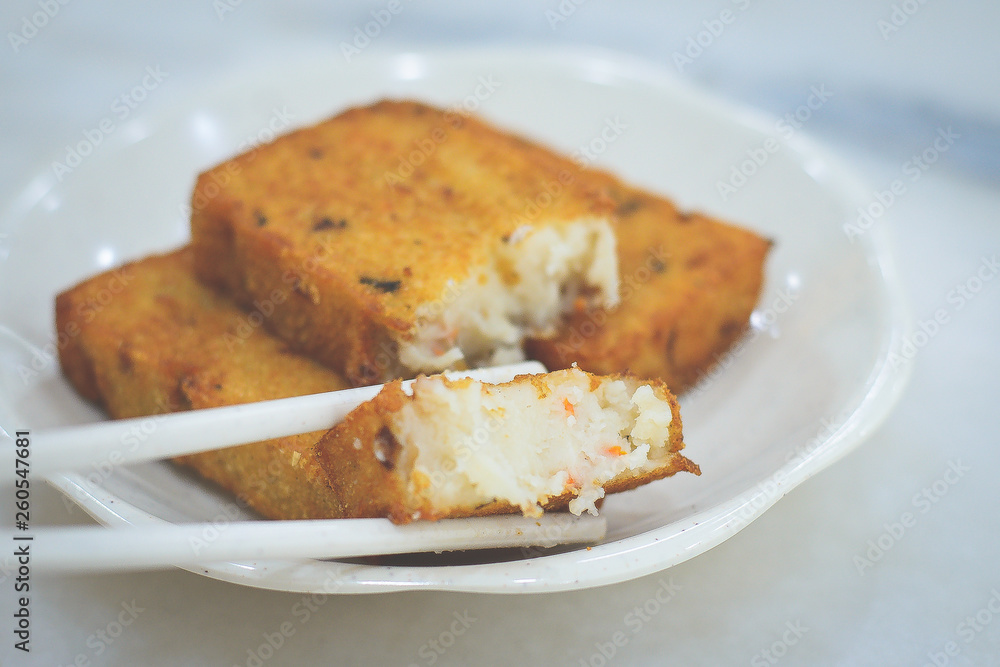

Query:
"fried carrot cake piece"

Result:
[[314, 366, 698, 524], [526, 183, 772, 393], [191, 99, 620, 386], [56, 247, 353, 520]]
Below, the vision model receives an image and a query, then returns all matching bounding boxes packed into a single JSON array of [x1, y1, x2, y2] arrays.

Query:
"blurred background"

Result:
[[4, 1, 999, 187], [1, 1, 998, 665]]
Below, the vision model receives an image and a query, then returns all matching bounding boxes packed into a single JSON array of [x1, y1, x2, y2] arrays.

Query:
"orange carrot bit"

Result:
[[573, 296, 588, 313], [562, 398, 575, 416], [604, 445, 627, 457], [430, 328, 459, 355]]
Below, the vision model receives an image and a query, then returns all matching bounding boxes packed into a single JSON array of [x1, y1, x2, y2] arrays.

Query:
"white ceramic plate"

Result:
[[0, 47, 911, 593]]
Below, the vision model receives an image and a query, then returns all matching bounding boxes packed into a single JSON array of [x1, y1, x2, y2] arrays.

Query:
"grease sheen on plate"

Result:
[[0, 47, 910, 593]]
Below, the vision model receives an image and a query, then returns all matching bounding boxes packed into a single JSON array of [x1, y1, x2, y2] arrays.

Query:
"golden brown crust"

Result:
[[55, 247, 353, 520], [310, 380, 413, 522], [190, 99, 616, 385], [526, 184, 771, 393]]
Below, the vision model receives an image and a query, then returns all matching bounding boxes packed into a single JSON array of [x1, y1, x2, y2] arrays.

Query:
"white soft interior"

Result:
[[398, 220, 619, 373], [389, 367, 673, 518]]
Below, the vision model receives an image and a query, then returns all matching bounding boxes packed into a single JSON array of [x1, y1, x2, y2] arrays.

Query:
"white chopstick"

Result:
[[22, 361, 546, 478], [7, 514, 604, 574]]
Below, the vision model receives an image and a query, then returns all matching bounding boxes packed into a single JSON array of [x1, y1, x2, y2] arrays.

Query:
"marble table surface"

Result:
[[1, 1, 997, 665]]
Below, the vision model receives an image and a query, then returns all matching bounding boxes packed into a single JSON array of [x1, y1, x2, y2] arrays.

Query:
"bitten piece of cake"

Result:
[[314, 366, 699, 523]]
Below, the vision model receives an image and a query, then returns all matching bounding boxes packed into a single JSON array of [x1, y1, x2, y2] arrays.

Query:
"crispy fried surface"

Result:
[[55, 247, 354, 520], [191, 98, 616, 385], [191, 98, 769, 390], [527, 183, 772, 392]]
